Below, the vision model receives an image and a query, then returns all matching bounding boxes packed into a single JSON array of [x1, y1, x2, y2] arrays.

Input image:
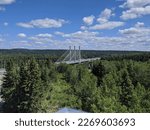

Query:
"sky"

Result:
[[0, 0, 150, 51]]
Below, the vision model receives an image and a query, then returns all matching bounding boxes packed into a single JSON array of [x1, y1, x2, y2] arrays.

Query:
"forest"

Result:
[[0, 49, 150, 113]]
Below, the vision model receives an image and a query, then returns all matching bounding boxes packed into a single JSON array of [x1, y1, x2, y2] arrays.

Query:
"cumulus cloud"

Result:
[[120, 0, 150, 8], [17, 33, 27, 38], [0, 38, 3, 42], [121, 6, 150, 20], [83, 15, 95, 25], [118, 23, 150, 50], [0, 6, 5, 11], [36, 33, 52, 38], [4, 22, 8, 26], [61, 31, 99, 39], [0, 35, 4, 45], [120, 0, 150, 20], [89, 21, 124, 30], [17, 18, 68, 28], [119, 22, 150, 37], [81, 8, 123, 30], [13, 33, 54, 48], [29, 33, 53, 44], [80, 26, 88, 30], [55, 31, 65, 36], [17, 23, 33, 28], [12, 28, 150, 50], [97, 8, 114, 23], [135, 22, 144, 27], [51, 30, 150, 50], [0, 0, 15, 5]]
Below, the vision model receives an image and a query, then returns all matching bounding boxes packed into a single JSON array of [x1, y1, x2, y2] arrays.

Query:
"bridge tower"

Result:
[[55, 46, 101, 64], [56, 46, 81, 64]]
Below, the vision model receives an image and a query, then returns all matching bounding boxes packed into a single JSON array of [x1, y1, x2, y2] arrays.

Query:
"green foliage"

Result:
[[48, 80, 79, 112], [1, 60, 19, 112], [1, 52, 150, 113], [141, 91, 150, 112], [120, 70, 135, 108], [92, 62, 106, 86]]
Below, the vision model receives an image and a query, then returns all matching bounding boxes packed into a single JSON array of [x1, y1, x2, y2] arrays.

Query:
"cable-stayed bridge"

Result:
[[55, 46, 101, 64]]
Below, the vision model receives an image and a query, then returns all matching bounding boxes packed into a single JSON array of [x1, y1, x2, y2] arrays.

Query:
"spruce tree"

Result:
[[16, 59, 43, 112], [1, 60, 19, 112], [27, 59, 43, 112], [16, 61, 30, 112], [120, 70, 135, 109], [92, 62, 106, 86], [75, 66, 98, 112]]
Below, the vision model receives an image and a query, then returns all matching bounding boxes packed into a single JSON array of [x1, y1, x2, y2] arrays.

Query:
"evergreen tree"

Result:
[[27, 59, 43, 112], [120, 70, 135, 110], [16, 61, 30, 112], [16, 59, 44, 112], [74, 66, 98, 112], [1, 60, 19, 112], [92, 62, 106, 86], [141, 91, 150, 112]]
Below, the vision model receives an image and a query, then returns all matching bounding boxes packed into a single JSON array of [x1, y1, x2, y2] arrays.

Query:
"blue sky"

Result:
[[0, 0, 150, 50]]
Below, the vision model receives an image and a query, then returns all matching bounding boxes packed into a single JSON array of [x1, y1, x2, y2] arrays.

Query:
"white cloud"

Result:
[[80, 26, 88, 30], [119, 23, 150, 37], [0, 0, 15, 5], [81, 8, 123, 31], [11, 29, 150, 50], [135, 22, 144, 27], [0, 35, 4, 43], [36, 33, 52, 38], [49, 27, 150, 50], [120, 27, 145, 35], [97, 8, 114, 23], [83, 15, 95, 25], [0, 6, 5, 11], [4, 22, 8, 26], [121, 6, 150, 20], [29, 33, 53, 44], [17, 23, 33, 28], [53, 31, 140, 50], [120, 0, 150, 20], [55, 31, 65, 36], [120, 0, 150, 8], [0, 38, 3, 42], [17, 33, 27, 38], [117, 23, 150, 50], [61, 31, 99, 39], [89, 21, 124, 30], [17, 18, 68, 28]]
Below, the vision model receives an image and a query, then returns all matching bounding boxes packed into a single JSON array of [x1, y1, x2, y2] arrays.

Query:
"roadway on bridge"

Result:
[[56, 57, 101, 64]]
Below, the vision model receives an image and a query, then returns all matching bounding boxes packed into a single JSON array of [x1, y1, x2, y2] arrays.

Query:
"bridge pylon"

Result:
[[56, 46, 81, 64]]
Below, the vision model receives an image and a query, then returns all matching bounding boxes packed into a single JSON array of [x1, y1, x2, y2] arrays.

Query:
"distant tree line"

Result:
[[1, 49, 150, 68]]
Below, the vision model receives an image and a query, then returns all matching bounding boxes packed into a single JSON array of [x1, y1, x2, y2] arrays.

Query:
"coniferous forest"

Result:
[[0, 49, 150, 113]]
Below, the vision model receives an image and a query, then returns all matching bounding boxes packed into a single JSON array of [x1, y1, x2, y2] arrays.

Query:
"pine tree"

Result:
[[15, 61, 31, 112], [75, 66, 98, 112], [1, 60, 19, 112], [27, 59, 43, 112], [92, 62, 106, 86], [16, 59, 43, 112], [141, 91, 150, 112], [120, 70, 135, 109]]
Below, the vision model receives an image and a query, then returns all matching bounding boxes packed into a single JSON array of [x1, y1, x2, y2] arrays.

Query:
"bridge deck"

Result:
[[55, 57, 101, 64]]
